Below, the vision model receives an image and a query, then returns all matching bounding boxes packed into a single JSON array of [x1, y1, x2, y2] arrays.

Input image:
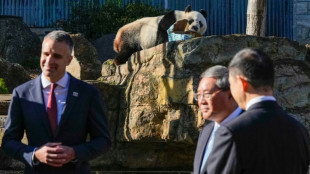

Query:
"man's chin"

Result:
[[43, 72, 53, 77], [202, 113, 212, 120]]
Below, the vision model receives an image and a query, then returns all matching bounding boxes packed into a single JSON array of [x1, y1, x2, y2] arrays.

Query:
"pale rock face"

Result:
[[66, 34, 101, 80]]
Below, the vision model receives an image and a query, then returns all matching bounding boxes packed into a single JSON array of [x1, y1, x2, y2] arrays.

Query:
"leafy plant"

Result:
[[0, 78, 9, 94], [59, 0, 168, 40]]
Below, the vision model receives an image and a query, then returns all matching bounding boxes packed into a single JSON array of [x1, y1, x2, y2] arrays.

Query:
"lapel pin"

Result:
[[73, 92, 79, 97]]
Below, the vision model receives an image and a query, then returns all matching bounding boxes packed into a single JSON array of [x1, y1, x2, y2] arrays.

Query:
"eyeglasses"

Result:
[[194, 89, 222, 101]]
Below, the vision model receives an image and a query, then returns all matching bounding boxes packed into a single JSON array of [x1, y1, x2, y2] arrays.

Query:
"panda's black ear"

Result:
[[200, 9, 207, 18], [185, 5, 191, 13]]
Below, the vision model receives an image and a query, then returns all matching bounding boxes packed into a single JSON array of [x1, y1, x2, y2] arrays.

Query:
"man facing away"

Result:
[[206, 48, 310, 174], [1, 30, 111, 174], [193, 65, 242, 174]]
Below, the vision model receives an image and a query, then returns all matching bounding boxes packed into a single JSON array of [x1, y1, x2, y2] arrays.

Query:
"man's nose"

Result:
[[45, 56, 54, 64], [199, 97, 208, 104]]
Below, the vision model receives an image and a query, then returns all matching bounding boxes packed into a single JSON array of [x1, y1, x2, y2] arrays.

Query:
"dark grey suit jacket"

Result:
[[193, 121, 215, 174], [1, 74, 111, 174], [205, 101, 309, 174], [194, 110, 243, 174]]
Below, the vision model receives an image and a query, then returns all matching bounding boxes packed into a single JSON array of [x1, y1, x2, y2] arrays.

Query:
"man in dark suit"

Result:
[[206, 48, 310, 174], [193, 65, 242, 174], [1, 30, 111, 174]]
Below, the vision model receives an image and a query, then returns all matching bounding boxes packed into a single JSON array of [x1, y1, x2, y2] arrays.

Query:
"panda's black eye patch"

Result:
[[188, 19, 194, 24], [199, 21, 203, 27]]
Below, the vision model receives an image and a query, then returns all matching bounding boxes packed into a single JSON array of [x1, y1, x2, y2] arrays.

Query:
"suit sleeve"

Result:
[[205, 126, 238, 174], [1, 89, 36, 167], [72, 87, 111, 161]]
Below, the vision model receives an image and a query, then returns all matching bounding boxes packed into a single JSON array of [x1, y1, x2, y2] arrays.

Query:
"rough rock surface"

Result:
[[0, 57, 31, 93], [66, 34, 102, 80], [1, 35, 310, 171], [0, 16, 41, 63]]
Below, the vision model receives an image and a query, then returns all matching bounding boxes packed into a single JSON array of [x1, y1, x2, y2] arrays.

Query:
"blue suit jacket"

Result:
[[1, 74, 111, 174]]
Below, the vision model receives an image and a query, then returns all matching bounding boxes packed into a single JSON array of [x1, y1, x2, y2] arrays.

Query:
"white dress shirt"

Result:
[[246, 96, 276, 110], [41, 72, 70, 124]]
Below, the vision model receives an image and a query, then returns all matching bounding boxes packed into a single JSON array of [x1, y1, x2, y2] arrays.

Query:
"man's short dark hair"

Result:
[[229, 48, 274, 89], [44, 30, 74, 55]]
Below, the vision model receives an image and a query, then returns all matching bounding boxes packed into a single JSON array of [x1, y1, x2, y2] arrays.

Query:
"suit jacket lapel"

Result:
[[57, 75, 80, 136], [29, 75, 53, 138], [196, 122, 214, 171]]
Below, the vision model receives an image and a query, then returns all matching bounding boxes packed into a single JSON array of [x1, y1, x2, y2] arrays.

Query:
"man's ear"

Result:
[[67, 55, 73, 66], [238, 76, 249, 91]]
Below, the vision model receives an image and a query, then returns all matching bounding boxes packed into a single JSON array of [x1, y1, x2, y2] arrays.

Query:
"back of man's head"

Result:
[[229, 48, 274, 89]]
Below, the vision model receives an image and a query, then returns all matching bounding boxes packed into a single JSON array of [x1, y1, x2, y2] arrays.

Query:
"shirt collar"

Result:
[[246, 96, 276, 110], [41, 72, 69, 89], [215, 107, 242, 127]]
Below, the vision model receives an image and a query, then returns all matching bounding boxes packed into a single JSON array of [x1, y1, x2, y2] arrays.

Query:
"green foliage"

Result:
[[20, 56, 41, 69], [0, 78, 9, 94], [59, 0, 168, 40]]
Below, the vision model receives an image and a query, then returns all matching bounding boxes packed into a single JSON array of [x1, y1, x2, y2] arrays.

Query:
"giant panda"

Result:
[[113, 5, 207, 65]]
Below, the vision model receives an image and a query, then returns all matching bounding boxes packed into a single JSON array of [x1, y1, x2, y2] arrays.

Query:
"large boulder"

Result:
[[0, 57, 31, 93], [96, 34, 310, 170], [93, 34, 116, 63], [0, 16, 41, 63], [66, 34, 101, 80]]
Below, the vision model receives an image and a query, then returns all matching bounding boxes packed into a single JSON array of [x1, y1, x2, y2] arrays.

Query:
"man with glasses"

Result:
[[205, 48, 309, 174], [193, 65, 242, 174]]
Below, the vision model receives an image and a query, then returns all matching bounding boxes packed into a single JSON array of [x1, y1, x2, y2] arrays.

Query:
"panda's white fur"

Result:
[[114, 17, 161, 52], [113, 5, 207, 65]]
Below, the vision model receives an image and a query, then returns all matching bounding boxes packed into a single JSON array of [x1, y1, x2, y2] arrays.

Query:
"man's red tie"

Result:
[[47, 83, 58, 136]]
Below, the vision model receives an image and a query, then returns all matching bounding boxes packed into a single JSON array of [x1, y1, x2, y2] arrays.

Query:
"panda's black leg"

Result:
[[114, 48, 138, 65]]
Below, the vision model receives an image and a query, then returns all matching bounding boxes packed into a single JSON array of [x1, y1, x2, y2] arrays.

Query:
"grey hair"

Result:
[[200, 65, 230, 90], [44, 30, 74, 55]]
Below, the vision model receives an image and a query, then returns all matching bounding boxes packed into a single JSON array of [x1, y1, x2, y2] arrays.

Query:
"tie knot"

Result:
[[51, 83, 58, 92]]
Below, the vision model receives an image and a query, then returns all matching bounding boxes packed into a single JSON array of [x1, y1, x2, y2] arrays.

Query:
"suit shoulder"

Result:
[[71, 77, 99, 94], [13, 78, 38, 93]]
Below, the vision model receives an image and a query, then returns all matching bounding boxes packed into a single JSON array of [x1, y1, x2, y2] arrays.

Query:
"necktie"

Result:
[[47, 83, 58, 136], [200, 124, 220, 172]]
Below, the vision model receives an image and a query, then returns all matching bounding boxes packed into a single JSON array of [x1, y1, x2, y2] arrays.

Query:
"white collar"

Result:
[[246, 96, 276, 110], [41, 72, 69, 89], [215, 107, 242, 127]]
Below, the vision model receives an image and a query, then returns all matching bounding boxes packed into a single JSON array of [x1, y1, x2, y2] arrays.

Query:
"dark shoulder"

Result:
[[224, 101, 307, 134], [14, 77, 39, 93]]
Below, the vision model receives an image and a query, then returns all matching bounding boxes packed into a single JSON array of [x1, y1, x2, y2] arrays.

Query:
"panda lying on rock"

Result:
[[113, 5, 207, 65]]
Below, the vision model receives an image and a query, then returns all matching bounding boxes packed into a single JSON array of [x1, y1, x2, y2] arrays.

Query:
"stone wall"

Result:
[[294, 0, 310, 44]]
